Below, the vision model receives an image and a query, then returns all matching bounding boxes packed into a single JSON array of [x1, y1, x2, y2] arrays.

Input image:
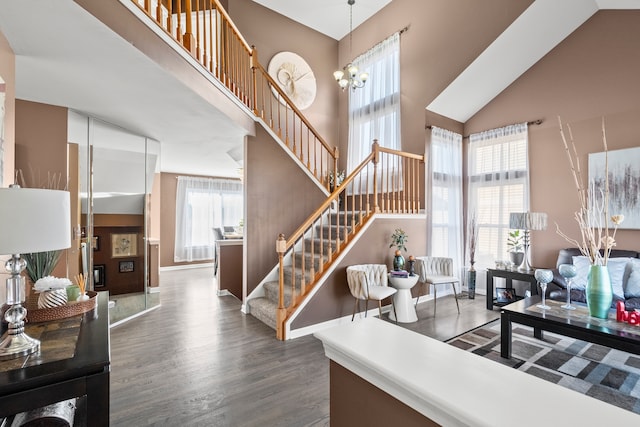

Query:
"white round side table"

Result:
[[388, 273, 419, 323]]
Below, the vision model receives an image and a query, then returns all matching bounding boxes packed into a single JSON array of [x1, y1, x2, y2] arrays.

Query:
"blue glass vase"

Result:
[[586, 265, 613, 319]]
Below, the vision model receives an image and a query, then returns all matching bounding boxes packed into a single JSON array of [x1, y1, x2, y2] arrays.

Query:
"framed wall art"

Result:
[[589, 146, 640, 229], [93, 264, 105, 288], [111, 233, 138, 258], [119, 260, 134, 273]]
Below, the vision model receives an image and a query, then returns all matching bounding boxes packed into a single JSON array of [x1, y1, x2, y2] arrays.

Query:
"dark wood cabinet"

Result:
[[0, 292, 110, 425]]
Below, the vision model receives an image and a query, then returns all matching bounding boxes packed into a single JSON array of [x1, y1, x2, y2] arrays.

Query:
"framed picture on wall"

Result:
[[93, 264, 105, 288], [119, 260, 134, 273], [111, 233, 138, 258]]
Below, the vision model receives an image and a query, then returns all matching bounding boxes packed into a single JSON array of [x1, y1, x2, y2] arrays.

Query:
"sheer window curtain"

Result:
[[347, 32, 401, 176], [174, 176, 243, 262], [429, 127, 464, 280], [467, 123, 529, 294]]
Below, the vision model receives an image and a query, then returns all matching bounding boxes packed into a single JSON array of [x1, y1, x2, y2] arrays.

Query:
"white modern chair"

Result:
[[414, 256, 460, 316], [346, 264, 397, 321]]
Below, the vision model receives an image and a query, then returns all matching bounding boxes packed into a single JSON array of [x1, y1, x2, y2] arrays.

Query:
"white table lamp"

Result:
[[509, 212, 547, 273], [0, 186, 71, 360]]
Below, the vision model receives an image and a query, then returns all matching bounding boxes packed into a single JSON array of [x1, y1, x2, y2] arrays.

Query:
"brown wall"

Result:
[[14, 100, 71, 279], [292, 216, 427, 329], [92, 221, 144, 296], [0, 30, 14, 187], [330, 361, 438, 427], [0, 30, 14, 303], [335, 0, 534, 185], [228, 0, 339, 147], [465, 10, 640, 268], [246, 125, 327, 295]]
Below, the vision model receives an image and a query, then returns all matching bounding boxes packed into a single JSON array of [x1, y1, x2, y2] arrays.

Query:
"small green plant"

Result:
[[328, 170, 345, 190], [389, 228, 408, 252], [23, 250, 62, 285], [507, 230, 524, 253]]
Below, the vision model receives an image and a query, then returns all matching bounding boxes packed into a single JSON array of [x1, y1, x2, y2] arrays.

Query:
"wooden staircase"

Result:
[[248, 212, 351, 329], [129, 0, 425, 340]]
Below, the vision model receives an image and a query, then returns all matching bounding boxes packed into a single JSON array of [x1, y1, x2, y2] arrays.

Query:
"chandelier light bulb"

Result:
[[333, 0, 368, 92]]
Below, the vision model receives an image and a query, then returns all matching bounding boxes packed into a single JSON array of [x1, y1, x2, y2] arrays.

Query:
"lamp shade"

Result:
[[0, 188, 71, 255], [509, 212, 548, 231]]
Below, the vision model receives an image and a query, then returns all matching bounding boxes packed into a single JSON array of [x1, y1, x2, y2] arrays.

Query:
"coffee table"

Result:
[[500, 296, 640, 359]]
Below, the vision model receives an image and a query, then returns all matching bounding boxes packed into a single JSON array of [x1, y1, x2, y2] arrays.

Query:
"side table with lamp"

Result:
[[0, 186, 110, 425]]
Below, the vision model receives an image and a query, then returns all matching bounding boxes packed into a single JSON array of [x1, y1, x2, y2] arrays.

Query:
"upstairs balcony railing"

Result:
[[274, 141, 424, 339], [132, 0, 338, 189]]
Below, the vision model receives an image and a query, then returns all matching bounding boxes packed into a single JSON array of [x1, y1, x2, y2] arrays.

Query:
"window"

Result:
[[174, 176, 243, 262], [429, 127, 463, 277], [347, 32, 401, 172], [467, 123, 529, 279]]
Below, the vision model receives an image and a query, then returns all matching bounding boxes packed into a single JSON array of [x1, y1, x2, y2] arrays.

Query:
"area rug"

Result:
[[447, 320, 640, 414]]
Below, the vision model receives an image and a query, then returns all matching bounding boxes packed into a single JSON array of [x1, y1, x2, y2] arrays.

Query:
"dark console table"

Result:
[[0, 291, 110, 425], [486, 268, 538, 310]]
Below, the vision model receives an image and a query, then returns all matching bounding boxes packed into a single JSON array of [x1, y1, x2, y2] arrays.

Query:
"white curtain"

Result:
[[347, 32, 401, 174], [467, 123, 529, 293], [174, 176, 243, 262], [429, 127, 464, 280]]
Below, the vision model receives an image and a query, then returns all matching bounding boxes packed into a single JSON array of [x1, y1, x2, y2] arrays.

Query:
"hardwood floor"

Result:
[[109, 268, 498, 426]]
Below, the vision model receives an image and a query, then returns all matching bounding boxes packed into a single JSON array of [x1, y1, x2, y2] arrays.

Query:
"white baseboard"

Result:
[[160, 263, 214, 272]]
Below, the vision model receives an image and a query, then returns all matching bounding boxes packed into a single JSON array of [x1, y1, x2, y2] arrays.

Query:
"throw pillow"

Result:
[[570, 256, 629, 298], [606, 258, 631, 299], [624, 259, 640, 299], [571, 256, 591, 290]]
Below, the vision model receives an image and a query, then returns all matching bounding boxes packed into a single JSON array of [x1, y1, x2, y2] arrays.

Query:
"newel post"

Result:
[[276, 233, 287, 340], [372, 140, 380, 212]]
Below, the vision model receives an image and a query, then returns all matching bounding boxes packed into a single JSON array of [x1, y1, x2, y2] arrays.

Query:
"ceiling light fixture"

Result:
[[333, 0, 368, 91]]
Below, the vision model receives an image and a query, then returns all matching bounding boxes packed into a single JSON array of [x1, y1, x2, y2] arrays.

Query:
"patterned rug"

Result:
[[448, 320, 640, 414]]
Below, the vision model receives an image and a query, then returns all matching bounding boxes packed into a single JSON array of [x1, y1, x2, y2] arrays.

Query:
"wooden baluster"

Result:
[[276, 234, 286, 340], [372, 140, 379, 213], [309, 220, 316, 282], [166, 0, 173, 36], [250, 49, 258, 115], [154, 0, 161, 24], [291, 245, 297, 304], [300, 235, 306, 297], [183, 0, 196, 55], [144, 0, 151, 14], [318, 214, 324, 274], [208, 1, 214, 73], [176, 0, 183, 43]]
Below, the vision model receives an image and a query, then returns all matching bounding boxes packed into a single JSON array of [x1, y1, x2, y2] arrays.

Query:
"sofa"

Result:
[[547, 248, 640, 311]]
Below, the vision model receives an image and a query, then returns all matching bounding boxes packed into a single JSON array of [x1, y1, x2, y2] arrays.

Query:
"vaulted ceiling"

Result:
[[2, 1, 639, 178]]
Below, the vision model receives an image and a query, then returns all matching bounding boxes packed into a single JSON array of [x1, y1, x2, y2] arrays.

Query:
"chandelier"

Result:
[[333, 0, 369, 91]]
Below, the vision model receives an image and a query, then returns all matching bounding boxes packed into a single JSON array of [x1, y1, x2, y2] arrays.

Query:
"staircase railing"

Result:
[[131, 0, 338, 188], [274, 141, 424, 339]]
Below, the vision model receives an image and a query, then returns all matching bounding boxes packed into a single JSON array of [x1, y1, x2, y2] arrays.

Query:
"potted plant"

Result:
[[507, 230, 525, 267], [389, 228, 408, 271]]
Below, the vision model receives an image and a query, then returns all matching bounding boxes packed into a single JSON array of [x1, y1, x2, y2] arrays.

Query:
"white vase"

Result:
[[37, 289, 68, 309]]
